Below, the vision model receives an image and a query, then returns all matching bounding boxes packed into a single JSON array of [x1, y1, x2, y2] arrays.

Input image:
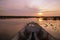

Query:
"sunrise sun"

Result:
[[38, 12, 43, 16]]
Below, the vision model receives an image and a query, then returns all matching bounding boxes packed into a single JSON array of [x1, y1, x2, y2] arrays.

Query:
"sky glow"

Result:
[[0, 0, 60, 16]]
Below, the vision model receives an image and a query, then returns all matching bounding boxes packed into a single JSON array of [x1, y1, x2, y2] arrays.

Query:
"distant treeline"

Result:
[[0, 16, 60, 20]]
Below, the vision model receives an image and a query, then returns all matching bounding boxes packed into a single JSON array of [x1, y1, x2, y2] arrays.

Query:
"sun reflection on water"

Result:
[[38, 18, 43, 21]]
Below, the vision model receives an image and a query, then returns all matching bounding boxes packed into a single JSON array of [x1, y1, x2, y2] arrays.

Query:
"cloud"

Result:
[[0, 0, 60, 16], [0, 7, 40, 16], [0, 0, 40, 16]]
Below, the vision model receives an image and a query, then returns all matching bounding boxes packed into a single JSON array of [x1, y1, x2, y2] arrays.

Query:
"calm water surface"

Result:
[[0, 18, 60, 39]]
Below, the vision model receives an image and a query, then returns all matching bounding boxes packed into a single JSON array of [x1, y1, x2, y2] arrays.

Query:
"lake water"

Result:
[[0, 18, 60, 40]]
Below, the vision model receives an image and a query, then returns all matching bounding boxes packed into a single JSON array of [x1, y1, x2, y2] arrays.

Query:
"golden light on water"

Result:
[[38, 18, 43, 21], [37, 12, 43, 21]]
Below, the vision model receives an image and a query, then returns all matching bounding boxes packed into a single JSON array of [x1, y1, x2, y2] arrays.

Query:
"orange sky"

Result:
[[0, 0, 60, 16]]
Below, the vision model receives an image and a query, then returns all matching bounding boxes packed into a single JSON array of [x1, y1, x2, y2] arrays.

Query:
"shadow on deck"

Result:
[[11, 22, 58, 40]]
